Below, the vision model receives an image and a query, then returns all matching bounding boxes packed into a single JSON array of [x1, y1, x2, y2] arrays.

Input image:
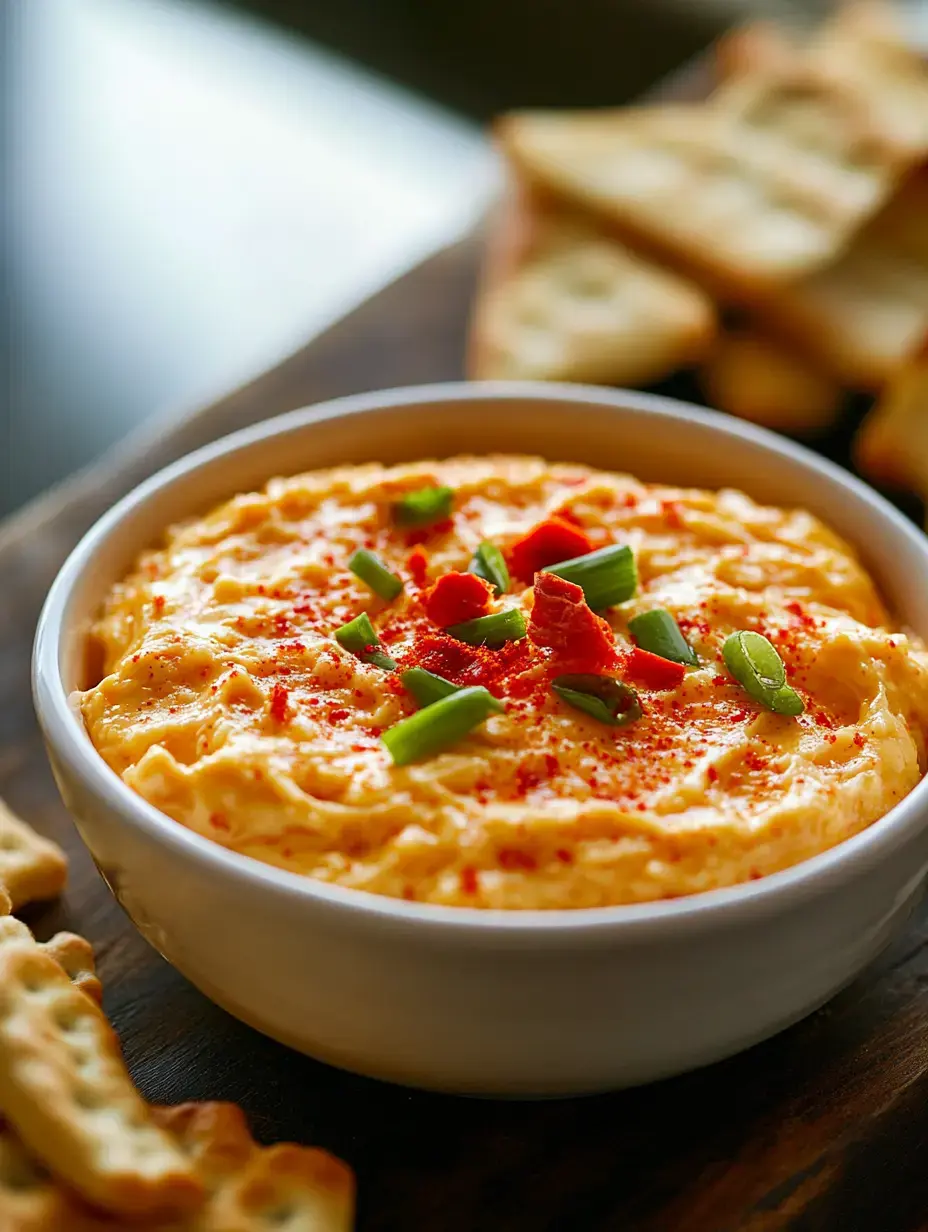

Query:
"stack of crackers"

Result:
[[0, 797, 355, 1230], [468, 0, 928, 500]]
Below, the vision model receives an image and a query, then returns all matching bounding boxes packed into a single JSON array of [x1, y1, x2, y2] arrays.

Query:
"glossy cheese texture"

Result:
[[81, 456, 928, 909]]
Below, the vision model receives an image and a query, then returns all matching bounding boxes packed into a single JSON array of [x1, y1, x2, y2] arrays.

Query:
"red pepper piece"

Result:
[[528, 572, 617, 670], [625, 646, 686, 691], [508, 517, 594, 583], [269, 683, 291, 723], [423, 571, 492, 627], [406, 547, 429, 588]]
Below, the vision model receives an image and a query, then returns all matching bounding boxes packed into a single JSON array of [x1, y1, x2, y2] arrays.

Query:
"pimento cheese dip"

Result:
[[81, 456, 928, 909]]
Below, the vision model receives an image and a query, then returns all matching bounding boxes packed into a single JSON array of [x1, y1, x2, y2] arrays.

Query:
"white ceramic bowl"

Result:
[[34, 383, 928, 1096]]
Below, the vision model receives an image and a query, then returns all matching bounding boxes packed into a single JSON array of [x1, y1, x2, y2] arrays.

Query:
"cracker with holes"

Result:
[[155, 1101, 355, 1230], [0, 798, 67, 911], [0, 942, 203, 1219], [467, 179, 715, 383], [758, 170, 928, 389], [0, 918, 101, 1004], [855, 336, 928, 499], [702, 328, 843, 433]]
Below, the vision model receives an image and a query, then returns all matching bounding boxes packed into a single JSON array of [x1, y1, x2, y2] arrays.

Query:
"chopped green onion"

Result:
[[544, 543, 636, 609], [552, 674, 642, 727], [382, 686, 504, 765], [469, 541, 510, 595], [722, 631, 804, 716], [334, 612, 396, 671], [392, 485, 453, 527], [628, 609, 698, 666], [401, 667, 459, 708], [348, 549, 404, 601], [447, 608, 527, 648]]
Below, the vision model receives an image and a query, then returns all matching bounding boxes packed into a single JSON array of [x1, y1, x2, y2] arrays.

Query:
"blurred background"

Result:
[[2, 0, 841, 516]]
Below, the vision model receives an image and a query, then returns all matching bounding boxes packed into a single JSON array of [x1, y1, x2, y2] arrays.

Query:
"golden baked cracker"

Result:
[[0, 919, 102, 1004], [0, 798, 67, 910], [0, 885, 10, 917], [498, 85, 897, 302], [467, 179, 715, 383], [208, 1141, 355, 1232], [154, 1102, 355, 1231], [702, 329, 843, 434], [759, 170, 928, 389], [855, 336, 928, 495], [41, 933, 103, 1005], [0, 1119, 89, 1232], [0, 943, 203, 1219], [153, 1101, 257, 1196]]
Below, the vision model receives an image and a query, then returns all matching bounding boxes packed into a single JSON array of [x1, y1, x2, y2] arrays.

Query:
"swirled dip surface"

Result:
[[81, 457, 928, 909]]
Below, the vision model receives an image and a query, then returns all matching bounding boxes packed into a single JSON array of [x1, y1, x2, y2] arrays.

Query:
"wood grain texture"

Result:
[[4, 212, 928, 1232]]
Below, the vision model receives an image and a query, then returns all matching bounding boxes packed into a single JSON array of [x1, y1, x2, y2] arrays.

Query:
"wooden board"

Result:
[[4, 228, 928, 1232]]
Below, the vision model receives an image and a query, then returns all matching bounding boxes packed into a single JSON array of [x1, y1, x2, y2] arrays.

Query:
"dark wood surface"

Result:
[[4, 229, 928, 1232]]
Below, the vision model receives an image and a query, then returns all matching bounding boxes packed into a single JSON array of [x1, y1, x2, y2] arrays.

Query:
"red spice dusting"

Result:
[[528, 573, 617, 670], [209, 813, 229, 831], [707, 765, 719, 783], [853, 733, 865, 748], [498, 848, 537, 872], [508, 517, 594, 583], [274, 613, 292, 637], [153, 594, 166, 614], [401, 632, 532, 692], [743, 750, 769, 773], [402, 886, 417, 901], [406, 546, 429, 588], [625, 647, 685, 692], [555, 848, 574, 864], [460, 866, 478, 895], [712, 675, 729, 687], [405, 518, 453, 548], [269, 683, 290, 724], [423, 571, 492, 627], [328, 708, 350, 722]]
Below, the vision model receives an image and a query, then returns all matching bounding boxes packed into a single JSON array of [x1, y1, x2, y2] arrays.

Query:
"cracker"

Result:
[[207, 1141, 355, 1231], [758, 169, 928, 389], [153, 1103, 355, 1231], [0, 943, 203, 1219], [0, 1119, 91, 1232], [701, 329, 843, 434], [467, 179, 715, 383], [0, 885, 10, 917], [855, 336, 928, 495], [0, 798, 67, 910], [0, 919, 102, 1004]]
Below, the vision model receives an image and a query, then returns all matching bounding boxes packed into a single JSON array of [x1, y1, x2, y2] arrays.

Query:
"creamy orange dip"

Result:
[[81, 456, 928, 909]]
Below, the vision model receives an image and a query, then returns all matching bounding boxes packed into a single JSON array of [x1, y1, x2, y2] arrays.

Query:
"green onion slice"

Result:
[[722, 631, 804, 716], [552, 674, 642, 727], [334, 611, 396, 671], [447, 608, 527, 648], [382, 686, 504, 765], [401, 667, 459, 708], [348, 549, 404, 601], [628, 609, 698, 666], [392, 485, 453, 527], [543, 543, 636, 609], [469, 541, 510, 595]]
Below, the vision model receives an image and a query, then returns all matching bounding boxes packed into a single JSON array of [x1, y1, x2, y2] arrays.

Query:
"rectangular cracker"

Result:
[[855, 334, 928, 495], [467, 178, 715, 384], [0, 798, 67, 910], [758, 170, 928, 389], [0, 942, 203, 1219], [0, 1119, 92, 1232]]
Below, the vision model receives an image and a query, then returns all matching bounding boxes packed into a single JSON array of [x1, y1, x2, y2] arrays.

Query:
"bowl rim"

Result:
[[33, 380, 928, 940]]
